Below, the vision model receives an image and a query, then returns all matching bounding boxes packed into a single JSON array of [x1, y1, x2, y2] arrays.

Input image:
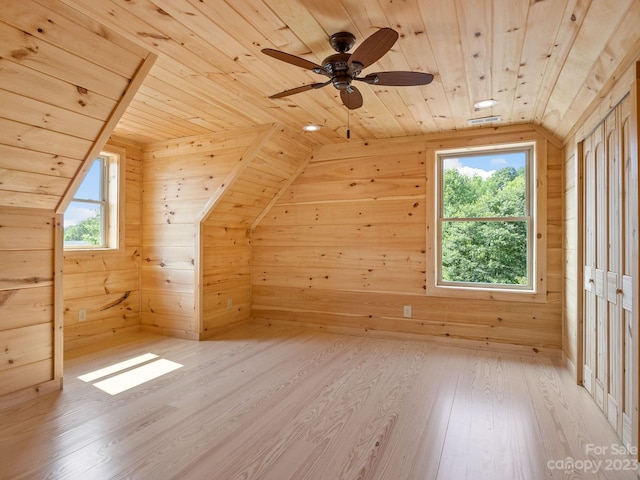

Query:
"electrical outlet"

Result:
[[227, 298, 233, 309], [79, 309, 87, 322], [403, 305, 412, 318]]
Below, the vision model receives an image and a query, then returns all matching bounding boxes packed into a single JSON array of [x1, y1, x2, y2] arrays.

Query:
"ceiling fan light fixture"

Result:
[[303, 124, 321, 132], [262, 28, 433, 110], [474, 99, 498, 109]]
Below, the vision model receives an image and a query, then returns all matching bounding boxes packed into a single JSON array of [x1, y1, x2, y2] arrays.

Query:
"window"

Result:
[[64, 152, 120, 249], [437, 144, 534, 291]]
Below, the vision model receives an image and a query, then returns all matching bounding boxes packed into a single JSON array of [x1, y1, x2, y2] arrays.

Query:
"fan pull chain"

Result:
[[346, 106, 351, 139]]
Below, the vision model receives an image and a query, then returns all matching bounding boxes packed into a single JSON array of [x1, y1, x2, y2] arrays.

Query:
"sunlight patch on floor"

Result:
[[93, 359, 183, 395], [78, 353, 159, 382], [78, 353, 183, 395]]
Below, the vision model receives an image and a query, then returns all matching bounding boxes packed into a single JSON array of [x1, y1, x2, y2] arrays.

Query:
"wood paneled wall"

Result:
[[200, 125, 315, 337], [252, 125, 563, 352], [0, 206, 60, 403], [142, 124, 317, 339], [141, 126, 297, 337], [62, 137, 143, 350], [141, 128, 262, 338]]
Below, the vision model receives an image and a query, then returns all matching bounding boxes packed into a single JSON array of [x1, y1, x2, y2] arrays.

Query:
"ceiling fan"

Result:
[[261, 28, 434, 110]]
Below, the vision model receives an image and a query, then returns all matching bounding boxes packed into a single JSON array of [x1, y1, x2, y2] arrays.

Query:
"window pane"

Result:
[[74, 158, 103, 201], [64, 201, 102, 246], [441, 220, 528, 285], [442, 151, 526, 218]]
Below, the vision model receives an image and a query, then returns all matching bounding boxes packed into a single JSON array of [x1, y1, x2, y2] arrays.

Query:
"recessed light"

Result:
[[303, 124, 321, 132], [474, 99, 497, 109]]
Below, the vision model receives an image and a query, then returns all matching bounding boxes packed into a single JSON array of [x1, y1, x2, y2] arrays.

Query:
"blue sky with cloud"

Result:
[[443, 151, 526, 179], [63, 159, 102, 228]]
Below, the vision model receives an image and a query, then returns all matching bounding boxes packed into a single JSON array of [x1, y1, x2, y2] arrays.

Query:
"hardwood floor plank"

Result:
[[175, 336, 389, 479], [0, 324, 635, 480], [396, 348, 471, 479], [20, 329, 334, 479], [98, 330, 355, 478], [523, 356, 636, 480], [286, 341, 425, 480]]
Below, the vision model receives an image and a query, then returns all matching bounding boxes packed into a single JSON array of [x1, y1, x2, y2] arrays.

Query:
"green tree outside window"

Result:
[[439, 148, 532, 288]]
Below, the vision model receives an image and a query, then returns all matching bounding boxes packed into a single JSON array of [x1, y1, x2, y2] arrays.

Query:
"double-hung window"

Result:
[[437, 144, 534, 291], [64, 152, 120, 249]]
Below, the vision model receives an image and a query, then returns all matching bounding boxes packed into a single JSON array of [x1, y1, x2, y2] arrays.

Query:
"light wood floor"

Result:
[[1, 324, 637, 480]]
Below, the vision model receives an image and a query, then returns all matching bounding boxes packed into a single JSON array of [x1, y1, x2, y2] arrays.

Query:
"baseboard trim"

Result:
[[0, 379, 61, 410], [139, 325, 199, 341], [64, 325, 143, 352], [251, 318, 562, 357], [199, 320, 251, 340]]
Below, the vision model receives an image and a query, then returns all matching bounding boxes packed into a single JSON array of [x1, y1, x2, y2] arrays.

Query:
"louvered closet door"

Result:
[[582, 95, 633, 444]]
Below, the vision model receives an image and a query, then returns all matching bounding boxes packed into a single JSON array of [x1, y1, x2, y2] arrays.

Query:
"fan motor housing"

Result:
[[332, 75, 352, 90], [322, 53, 350, 76]]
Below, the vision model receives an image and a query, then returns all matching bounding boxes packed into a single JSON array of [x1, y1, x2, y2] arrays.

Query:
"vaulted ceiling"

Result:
[[1, 0, 640, 159], [55, 0, 640, 145]]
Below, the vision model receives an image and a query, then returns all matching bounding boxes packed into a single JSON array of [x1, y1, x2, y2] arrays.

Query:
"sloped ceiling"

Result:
[[55, 0, 640, 145], [1, 0, 639, 185], [0, 0, 154, 211]]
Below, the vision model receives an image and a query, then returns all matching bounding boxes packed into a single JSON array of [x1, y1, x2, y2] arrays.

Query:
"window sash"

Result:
[[436, 145, 534, 291], [438, 218, 532, 289], [440, 216, 530, 223], [64, 156, 110, 249]]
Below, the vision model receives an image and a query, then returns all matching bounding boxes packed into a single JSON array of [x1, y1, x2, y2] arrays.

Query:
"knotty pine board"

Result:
[[0, 286, 53, 331], [0, 206, 57, 398], [0, 323, 52, 374], [0, 21, 129, 101], [0, 59, 117, 122], [549, 0, 638, 138]]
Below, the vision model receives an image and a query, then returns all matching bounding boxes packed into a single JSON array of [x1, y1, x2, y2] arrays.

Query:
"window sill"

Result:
[[63, 246, 123, 256], [425, 283, 546, 303]]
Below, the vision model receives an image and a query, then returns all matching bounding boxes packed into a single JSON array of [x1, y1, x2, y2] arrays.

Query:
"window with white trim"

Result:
[[64, 152, 120, 249], [437, 144, 534, 291]]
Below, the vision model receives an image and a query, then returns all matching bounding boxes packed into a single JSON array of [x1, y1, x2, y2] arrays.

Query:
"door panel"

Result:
[[620, 97, 633, 448], [583, 132, 596, 396], [582, 96, 632, 441]]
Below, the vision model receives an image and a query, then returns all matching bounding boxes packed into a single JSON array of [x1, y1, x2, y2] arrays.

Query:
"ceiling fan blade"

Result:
[[357, 71, 435, 86], [348, 28, 398, 70], [340, 86, 363, 110], [269, 82, 328, 99], [261, 48, 326, 73]]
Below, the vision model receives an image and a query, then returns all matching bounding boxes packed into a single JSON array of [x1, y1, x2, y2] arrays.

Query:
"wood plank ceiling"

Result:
[[4, 0, 640, 150], [57, 0, 640, 145]]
